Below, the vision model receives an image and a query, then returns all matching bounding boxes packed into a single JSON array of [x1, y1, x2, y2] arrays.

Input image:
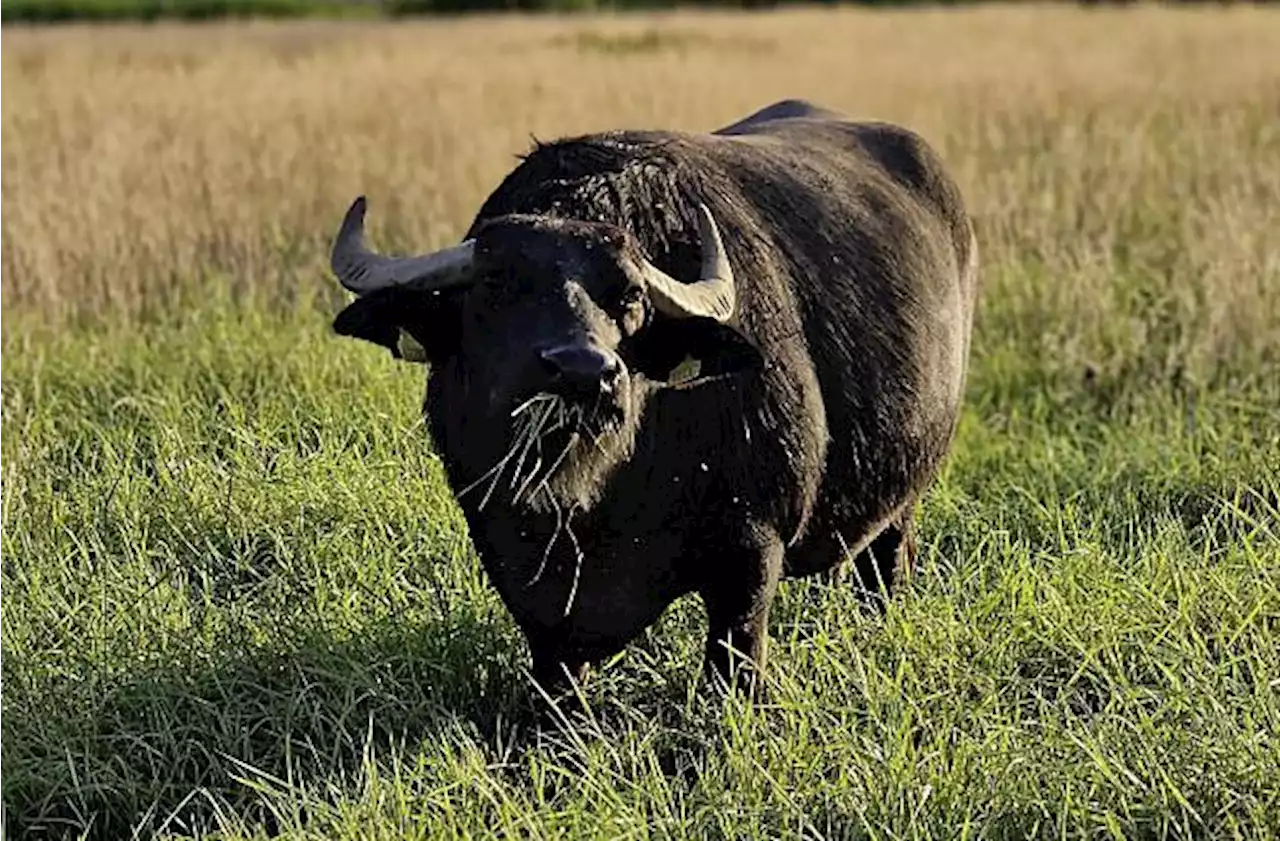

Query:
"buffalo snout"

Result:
[[537, 343, 622, 396]]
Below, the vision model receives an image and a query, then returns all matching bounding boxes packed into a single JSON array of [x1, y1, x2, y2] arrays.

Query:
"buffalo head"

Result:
[[328, 197, 761, 512]]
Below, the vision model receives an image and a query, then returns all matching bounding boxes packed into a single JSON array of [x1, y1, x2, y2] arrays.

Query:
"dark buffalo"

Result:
[[328, 99, 979, 696]]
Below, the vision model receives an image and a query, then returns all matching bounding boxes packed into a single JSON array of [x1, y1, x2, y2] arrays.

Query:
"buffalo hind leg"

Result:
[[700, 531, 785, 698], [850, 506, 918, 608]]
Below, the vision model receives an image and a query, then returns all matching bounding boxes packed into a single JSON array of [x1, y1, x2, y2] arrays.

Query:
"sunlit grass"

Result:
[[3, 5, 1279, 840]]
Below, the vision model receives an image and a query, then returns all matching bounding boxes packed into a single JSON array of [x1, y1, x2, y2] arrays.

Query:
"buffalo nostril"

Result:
[[538, 345, 619, 391], [538, 349, 563, 378]]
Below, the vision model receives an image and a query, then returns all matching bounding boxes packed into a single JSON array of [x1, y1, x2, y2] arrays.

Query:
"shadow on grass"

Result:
[[2, 605, 534, 840], [3, 553, 724, 840], [930, 461, 1277, 570]]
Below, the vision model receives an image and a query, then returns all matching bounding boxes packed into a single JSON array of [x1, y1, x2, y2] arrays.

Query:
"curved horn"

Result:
[[633, 203, 736, 323], [330, 196, 476, 295]]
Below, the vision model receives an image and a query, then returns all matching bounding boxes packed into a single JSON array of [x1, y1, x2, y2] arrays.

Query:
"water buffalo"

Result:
[[328, 99, 979, 697]]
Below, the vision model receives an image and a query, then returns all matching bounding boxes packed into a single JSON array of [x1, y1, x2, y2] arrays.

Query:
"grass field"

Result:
[[3, 5, 1280, 839]]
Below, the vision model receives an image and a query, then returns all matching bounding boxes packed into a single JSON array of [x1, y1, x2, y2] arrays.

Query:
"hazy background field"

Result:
[[3, 5, 1279, 840]]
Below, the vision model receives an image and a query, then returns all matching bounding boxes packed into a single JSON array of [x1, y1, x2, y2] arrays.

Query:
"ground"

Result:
[[2, 6, 1279, 840]]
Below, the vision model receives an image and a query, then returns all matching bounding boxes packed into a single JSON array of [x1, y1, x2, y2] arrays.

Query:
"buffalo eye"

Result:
[[478, 269, 524, 304]]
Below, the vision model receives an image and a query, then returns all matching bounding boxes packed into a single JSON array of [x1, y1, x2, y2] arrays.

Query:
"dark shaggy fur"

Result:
[[333, 100, 979, 696]]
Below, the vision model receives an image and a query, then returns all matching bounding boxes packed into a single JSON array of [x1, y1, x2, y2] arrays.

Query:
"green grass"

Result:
[[3, 296, 1277, 839]]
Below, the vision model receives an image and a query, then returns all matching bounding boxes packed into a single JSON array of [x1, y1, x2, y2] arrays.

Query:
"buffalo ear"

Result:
[[627, 316, 763, 389], [332, 288, 462, 364]]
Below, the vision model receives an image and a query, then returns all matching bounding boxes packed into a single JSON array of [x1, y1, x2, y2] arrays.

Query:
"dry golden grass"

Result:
[[3, 6, 1279, 384]]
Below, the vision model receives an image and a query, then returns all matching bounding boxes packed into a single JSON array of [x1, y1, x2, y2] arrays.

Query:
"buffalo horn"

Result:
[[330, 196, 476, 294], [632, 203, 737, 323]]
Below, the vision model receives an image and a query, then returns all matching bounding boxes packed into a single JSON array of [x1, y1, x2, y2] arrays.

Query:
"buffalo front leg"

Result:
[[525, 644, 591, 727], [527, 634, 590, 699], [529, 645, 588, 691], [700, 531, 785, 697]]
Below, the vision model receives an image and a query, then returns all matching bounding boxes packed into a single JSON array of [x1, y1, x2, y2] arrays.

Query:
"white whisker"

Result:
[[457, 430, 521, 500], [510, 392, 556, 418], [533, 430, 580, 502], [562, 512, 584, 618], [511, 397, 557, 502], [461, 389, 606, 514], [477, 432, 521, 509], [527, 490, 563, 587], [479, 402, 543, 509], [509, 398, 553, 487]]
